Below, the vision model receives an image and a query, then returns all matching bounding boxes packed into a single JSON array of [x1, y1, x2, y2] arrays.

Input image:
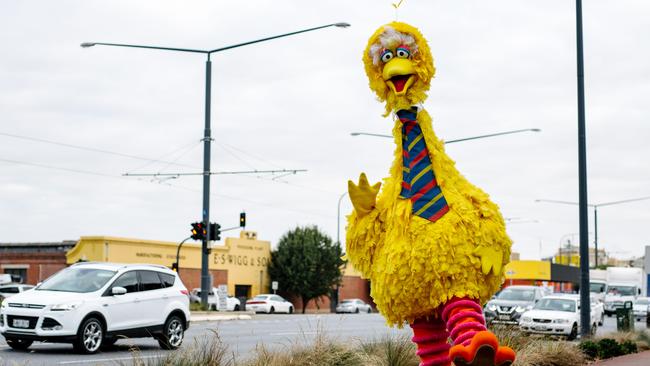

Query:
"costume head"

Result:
[[363, 22, 435, 115]]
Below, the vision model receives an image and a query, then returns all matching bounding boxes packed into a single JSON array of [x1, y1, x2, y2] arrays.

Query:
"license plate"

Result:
[[534, 326, 547, 331], [498, 315, 511, 320], [12, 319, 30, 328]]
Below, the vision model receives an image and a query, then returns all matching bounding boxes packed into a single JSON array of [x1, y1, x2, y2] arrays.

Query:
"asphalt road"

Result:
[[0, 313, 647, 365]]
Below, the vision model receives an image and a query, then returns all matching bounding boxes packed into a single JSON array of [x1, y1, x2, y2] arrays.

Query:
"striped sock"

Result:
[[441, 298, 487, 346], [409, 317, 451, 366]]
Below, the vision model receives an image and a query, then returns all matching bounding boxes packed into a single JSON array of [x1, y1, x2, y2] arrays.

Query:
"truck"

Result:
[[604, 267, 644, 316], [589, 269, 607, 303]]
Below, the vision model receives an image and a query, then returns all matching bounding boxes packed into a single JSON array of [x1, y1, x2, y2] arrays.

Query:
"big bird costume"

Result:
[[346, 22, 516, 366]]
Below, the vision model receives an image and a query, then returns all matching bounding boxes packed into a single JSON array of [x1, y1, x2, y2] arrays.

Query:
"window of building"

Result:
[[4, 268, 26, 284]]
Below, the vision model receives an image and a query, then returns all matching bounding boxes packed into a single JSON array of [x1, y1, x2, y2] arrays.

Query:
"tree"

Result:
[[269, 226, 344, 313]]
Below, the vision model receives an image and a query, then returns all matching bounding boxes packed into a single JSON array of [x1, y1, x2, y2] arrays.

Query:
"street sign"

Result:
[[217, 284, 228, 311], [272, 281, 278, 294]]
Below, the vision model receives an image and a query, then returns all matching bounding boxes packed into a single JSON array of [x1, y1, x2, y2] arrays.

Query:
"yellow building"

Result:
[[66, 231, 271, 299]]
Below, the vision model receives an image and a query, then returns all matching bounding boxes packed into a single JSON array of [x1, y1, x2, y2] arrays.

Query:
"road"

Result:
[[0, 313, 647, 365]]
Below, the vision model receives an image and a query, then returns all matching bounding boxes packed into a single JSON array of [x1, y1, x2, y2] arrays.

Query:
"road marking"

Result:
[[58, 354, 164, 364]]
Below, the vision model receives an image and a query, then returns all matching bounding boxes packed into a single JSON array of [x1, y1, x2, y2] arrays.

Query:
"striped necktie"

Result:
[[398, 108, 449, 223]]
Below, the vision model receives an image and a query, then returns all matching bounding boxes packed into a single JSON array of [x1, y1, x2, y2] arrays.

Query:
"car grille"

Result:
[[533, 318, 552, 323], [8, 303, 46, 309], [7, 315, 39, 329], [498, 306, 514, 313]]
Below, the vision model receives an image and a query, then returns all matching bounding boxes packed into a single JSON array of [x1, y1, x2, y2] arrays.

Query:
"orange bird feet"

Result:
[[449, 331, 515, 366]]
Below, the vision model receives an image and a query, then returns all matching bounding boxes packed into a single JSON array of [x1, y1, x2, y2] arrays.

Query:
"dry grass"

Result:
[[515, 339, 588, 366], [121, 326, 650, 366], [122, 330, 236, 366], [357, 335, 418, 366]]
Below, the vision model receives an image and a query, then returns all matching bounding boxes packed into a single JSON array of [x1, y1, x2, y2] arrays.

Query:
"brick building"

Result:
[[0, 241, 77, 284]]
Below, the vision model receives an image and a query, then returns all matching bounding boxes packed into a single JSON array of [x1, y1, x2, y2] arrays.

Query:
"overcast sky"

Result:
[[1, 0, 649, 262]]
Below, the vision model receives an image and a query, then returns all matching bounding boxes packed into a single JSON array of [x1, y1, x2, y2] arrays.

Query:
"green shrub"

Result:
[[597, 338, 623, 359], [619, 339, 638, 355], [578, 340, 599, 359]]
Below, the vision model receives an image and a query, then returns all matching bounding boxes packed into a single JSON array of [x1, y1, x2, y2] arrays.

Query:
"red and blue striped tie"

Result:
[[398, 108, 449, 223]]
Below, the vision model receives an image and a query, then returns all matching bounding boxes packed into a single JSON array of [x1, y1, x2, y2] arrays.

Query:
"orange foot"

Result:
[[449, 331, 515, 366]]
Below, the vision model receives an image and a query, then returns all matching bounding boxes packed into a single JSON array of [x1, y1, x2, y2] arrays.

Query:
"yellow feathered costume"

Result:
[[346, 22, 512, 327]]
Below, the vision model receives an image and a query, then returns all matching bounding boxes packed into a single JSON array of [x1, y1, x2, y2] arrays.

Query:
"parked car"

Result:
[[484, 286, 547, 325], [519, 295, 598, 340], [0, 262, 190, 354], [336, 299, 372, 314], [590, 294, 605, 326], [246, 294, 294, 314], [0, 284, 35, 301], [633, 297, 650, 321], [190, 288, 240, 311]]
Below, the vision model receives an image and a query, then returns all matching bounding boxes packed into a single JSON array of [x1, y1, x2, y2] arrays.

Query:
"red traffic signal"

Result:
[[190, 222, 206, 241]]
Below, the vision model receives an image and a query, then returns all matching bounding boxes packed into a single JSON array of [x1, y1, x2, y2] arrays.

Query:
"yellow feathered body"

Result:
[[346, 22, 511, 327], [346, 109, 511, 326]]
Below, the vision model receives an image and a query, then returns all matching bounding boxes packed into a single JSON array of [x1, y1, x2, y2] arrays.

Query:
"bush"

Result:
[[619, 340, 638, 355], [596, 338, 623, 359], [579, 340, 598, 359]]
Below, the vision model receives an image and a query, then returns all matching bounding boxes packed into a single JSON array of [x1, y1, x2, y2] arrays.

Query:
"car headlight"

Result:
[[487, 304, 497, 312], [552, 319, 570, 324], [521, 317, 532, 323], [51, 301, 83, 311]]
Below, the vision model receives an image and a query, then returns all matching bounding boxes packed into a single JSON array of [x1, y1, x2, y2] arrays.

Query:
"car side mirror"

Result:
[[112, 287, 127, 295]]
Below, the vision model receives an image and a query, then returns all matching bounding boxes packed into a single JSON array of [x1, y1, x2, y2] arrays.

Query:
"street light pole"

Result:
[[337, 191, 348, 245], [576, 0, 591, 338], [82, 22, 350, 308]]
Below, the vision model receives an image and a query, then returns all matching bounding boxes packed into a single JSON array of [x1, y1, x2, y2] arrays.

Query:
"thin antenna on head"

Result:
[[392, 0, 405, 21]]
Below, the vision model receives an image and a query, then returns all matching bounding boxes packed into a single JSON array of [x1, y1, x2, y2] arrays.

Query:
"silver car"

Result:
[[336, 299, 372, 314]]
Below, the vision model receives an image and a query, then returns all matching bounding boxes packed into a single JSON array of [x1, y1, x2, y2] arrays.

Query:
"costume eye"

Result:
[[396, 47, 410, 59], [381, 50, 394, 63]]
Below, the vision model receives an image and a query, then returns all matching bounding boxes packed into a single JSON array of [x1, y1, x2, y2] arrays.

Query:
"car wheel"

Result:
[[288, 306, 294, 314], [269, 306, 275, 314], [6, 338, 33, 351], [73, 317, 104, 354], [367, 307, 372, 313], [234, 304, 240, 311], [355, 307, 360, 314], [157, 315, 184, 350], [567, 323, 578, 341]]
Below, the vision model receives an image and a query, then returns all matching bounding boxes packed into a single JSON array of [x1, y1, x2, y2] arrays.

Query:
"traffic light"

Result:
[[190, 222, 206, 241], [240, 212, 246, 228], [209, 222, 221, 241]]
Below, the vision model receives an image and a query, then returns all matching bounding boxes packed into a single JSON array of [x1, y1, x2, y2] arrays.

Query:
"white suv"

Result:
[[0, 262, 190, 353]]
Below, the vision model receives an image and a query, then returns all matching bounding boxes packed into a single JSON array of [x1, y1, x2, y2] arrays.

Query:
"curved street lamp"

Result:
[[82, 22, 350, 308]]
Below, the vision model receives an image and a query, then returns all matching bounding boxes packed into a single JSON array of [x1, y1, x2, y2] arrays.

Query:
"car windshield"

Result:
[[253, 295, 269, 300], [590, 283, 605, 293], [37, 267, 116, 293], [341, 300, 354, 304], [607, 286, 635, 296], [496, 288, 535, 301], [534, 298, 576, 312]]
